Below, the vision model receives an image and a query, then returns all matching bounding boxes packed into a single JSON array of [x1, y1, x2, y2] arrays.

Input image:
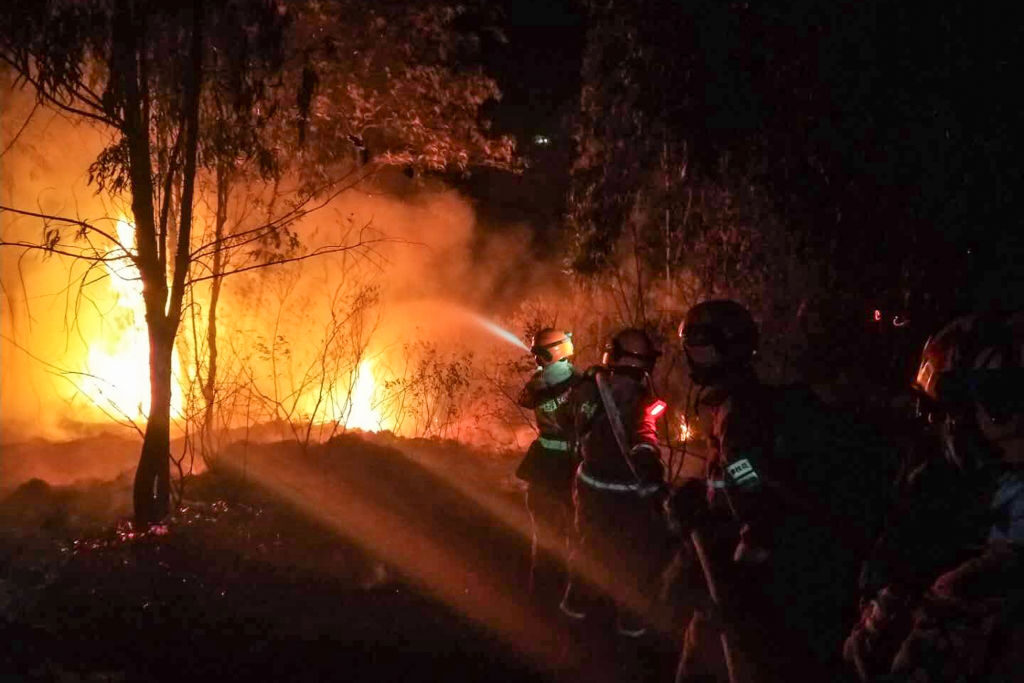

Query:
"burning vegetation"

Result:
[[2, 0, 1020, 681]]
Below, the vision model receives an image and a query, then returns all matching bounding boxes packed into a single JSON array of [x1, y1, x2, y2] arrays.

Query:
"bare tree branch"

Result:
[[0, 240, 132, 263], [0, 205, 132, 259], [0, 331, 145, 436], [186, 164, 373, 261], [0, 54, 118, 127], [0, 98, 40, 159]]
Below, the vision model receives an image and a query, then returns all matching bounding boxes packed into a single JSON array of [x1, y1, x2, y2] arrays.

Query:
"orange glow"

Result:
[[79, 217, 185, 421], [678, 414, 693, 442], [326, 359, 387, 432]]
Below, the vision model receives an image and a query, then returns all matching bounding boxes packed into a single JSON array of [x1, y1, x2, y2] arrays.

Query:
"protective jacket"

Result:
[[520, 361, 580, 448], [563, 365, 668, 634], [571, 366, 663, 490], [515, 360, 582, 494], [699, 372, 778, 550], [848, 445, 1024, 681], [690, 373, 868, 678]]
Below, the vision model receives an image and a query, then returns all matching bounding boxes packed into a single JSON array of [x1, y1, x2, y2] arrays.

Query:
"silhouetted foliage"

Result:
[[0, 0, 518, 522]]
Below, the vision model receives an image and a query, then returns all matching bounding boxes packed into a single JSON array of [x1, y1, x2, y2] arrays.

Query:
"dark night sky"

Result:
[[463, 0, 1022, 313], [457, 0, 584, 240]]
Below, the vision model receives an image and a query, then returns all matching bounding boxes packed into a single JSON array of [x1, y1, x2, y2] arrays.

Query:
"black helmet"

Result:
[[678, 299, 758, 385], [913, 311, 1024, 420], [912, 311, 1024, 467], [603, 328, 661, 371]]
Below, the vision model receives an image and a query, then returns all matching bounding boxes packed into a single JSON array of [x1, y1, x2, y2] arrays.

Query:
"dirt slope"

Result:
[[1, 433, 680, 682]]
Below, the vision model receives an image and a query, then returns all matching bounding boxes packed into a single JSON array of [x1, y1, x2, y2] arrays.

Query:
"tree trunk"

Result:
[[134, 320, 174, 523], [126, 0, 205, 524], [202, 166, 228, 455]]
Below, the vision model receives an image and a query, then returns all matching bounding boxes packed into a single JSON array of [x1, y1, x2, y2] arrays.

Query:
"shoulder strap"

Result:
[[594, 370, 642, 483]]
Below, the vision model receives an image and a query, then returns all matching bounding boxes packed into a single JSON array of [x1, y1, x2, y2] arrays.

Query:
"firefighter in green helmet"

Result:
[[515, 327, 583, 606]]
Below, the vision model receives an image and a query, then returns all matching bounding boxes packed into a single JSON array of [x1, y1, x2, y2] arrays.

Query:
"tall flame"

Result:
[[337, 359, 384, 432], [80, 218, 183, 421]]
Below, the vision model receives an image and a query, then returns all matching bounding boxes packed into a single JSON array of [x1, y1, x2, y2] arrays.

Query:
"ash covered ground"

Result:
[[1, 433, 678, 682]]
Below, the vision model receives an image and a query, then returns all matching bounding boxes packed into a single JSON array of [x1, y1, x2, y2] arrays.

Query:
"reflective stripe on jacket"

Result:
[[577, 466, 661, 496]]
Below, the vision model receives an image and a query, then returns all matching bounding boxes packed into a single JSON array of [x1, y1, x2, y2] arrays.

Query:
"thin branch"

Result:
[[157, 128, 184, 273], [0, 331, 144, 436], [0, 98, 40, 159], [0, 240, 131, 263], [0, 205, 131, 258], [186, 238, 393, 285], [0, 54, 119, 127], [187, 165, 374, 261]]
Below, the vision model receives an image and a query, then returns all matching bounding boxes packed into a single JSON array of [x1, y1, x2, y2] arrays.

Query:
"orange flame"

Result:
[[79, 217, 184, 421], [333, 359, 386, 432], [678, 414, 693, 442]]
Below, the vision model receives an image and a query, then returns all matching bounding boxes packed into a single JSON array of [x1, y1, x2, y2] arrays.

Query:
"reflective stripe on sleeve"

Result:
[[538, 436, 570, 451]]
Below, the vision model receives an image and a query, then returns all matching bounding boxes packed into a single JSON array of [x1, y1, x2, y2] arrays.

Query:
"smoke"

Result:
[[1, 83, 556, 454], [1, 83, 124, 441]]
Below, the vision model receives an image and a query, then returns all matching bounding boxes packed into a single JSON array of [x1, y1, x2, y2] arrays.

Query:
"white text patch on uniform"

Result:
[[726, 458, 759, 488], [539, 393, 569, 413]]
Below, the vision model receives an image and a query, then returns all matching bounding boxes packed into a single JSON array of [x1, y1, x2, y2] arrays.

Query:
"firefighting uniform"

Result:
[[564, 366, 667, 629], [852, 446, 1024, 681], [515, 360, 582, 596], [677, 374, 860, 682]]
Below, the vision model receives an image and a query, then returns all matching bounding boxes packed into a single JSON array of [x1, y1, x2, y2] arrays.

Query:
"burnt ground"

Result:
[[0, 433, 681, 682]]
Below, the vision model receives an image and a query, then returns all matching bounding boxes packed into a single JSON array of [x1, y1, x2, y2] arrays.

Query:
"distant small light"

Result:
[[873, 309, 882, 322], [893, 315, 909, 328], [533, 134, 551, 146]]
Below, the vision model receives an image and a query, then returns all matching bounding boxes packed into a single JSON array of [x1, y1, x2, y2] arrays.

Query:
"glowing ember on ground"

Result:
[[80, 217, 184, 420]]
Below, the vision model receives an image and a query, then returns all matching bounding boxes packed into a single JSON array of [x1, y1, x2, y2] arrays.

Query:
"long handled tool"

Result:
[[689, 527, 739, 683]]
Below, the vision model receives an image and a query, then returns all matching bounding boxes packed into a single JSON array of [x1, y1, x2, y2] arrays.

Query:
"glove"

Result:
[[732, 523, 770, 565], [842, 587, 910, 681], [630, 443, 665, 484], [665, 478, 709, 536]]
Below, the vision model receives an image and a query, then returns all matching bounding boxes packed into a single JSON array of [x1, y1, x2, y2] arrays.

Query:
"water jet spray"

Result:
[[465, 313, 530, 353], [433, 304, 528, 352]]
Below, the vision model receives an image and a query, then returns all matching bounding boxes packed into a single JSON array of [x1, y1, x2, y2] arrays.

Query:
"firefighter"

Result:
[[561, 327, 668, 638], [671, 299, 862, 682], [515, 328, 582, 604], [843, 310, 1024, 682]]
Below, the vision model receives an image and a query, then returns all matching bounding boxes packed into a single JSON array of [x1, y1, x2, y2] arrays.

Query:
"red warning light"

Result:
[[873, 309, 882, 322], [646, 400, 667, 419]]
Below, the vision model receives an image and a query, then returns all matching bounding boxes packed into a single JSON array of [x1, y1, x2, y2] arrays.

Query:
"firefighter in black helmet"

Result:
[[561, 327, 668, 638], [843, 311, 1024, 682], [672, 299, 860, 682], [677, 300, 769, 564], [515, 328, 582, 605]]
